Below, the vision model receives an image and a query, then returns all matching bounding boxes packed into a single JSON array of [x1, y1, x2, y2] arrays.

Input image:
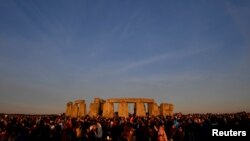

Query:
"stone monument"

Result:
[[66, 97, 174, 118]]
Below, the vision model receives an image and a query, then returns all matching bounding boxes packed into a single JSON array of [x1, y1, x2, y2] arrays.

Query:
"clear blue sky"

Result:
[[0, 0, 249, 114]]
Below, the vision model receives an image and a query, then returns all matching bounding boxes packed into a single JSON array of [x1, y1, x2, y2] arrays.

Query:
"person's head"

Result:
[[178, 126, 183, 132], [124, 126, 134, 136], [159, 124, 165, 131]]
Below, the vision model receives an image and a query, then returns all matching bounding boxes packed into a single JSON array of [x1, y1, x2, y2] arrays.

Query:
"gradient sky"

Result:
[[0, 0, 249, 114]]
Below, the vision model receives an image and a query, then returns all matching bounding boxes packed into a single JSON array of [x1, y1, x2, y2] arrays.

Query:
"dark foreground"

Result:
[[0, 112, 249, 141]]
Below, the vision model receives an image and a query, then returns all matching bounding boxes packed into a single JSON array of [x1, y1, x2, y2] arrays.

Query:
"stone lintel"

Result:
[[94, 97, 106, 103], [75, 99, 85, 104], [67, 101, 73, 106], [107, 98, 154, 103]]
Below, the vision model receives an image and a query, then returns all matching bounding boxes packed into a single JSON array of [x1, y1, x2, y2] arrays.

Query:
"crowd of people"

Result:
[[0, 112, 249, 141]]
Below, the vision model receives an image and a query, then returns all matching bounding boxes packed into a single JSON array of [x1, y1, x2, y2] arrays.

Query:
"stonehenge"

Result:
[[66, 98, 174, 118]]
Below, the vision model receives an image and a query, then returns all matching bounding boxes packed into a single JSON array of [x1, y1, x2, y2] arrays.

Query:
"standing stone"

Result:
[[160, 103, 174, 116], [169, 104, 174, 116], [160, 103, 168, 116], [66, 102, 73, 117], [148, 103, 160, 116], [72, 103, 79, 118], [102, 102, 114, 118], [118, 102, 128, 118], [88, 103, 99, 117], [78, 102, 86, 117], [88, 98, 106, 117], [75, 100, 86, 117], [135, 102, 146, 117]]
